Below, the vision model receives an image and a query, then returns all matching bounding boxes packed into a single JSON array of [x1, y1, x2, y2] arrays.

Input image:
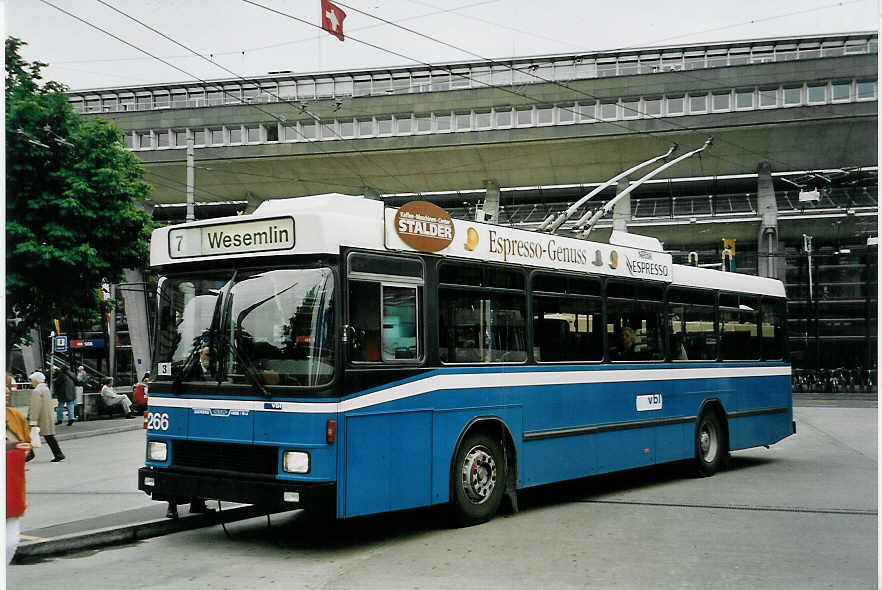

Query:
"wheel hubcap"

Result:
[[700, 422, 718, 462], [461, 445, 497, 504]]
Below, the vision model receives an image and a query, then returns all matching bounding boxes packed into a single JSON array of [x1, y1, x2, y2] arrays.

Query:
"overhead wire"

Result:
[[240, 0, 677, 155], [89, 0, 414, 195], [405, 0, 584, 50], [409, 0, 870, 56], [53, 0, 499, 65], [323, 0, 869, 177], [39, 0, 407, 196], [44, 0, 872, 210]]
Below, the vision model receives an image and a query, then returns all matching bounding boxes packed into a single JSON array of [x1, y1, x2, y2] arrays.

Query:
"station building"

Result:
[[23, 31, 876, 387]]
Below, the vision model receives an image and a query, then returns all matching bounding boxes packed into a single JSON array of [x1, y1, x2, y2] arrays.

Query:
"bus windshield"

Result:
[[226, 268, 335, 387], [157, 274, 231, 382], [156, 268, 335, 389]]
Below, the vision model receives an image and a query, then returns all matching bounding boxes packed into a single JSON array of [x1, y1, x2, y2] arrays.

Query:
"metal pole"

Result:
[[186, 133, 195, 222], [804, 234, 813, 302], [543, 144, 677, 233], [49, 330, 55, 388], [581, 137, 713, 238]]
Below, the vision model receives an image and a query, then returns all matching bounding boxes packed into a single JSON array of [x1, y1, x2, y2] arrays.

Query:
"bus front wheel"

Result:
[[695, 410, 725, 476], [451, 431, 506, 527]]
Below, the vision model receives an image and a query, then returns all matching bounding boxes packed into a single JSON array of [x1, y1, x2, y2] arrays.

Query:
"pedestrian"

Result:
[[27, 371, 65, 462], [100, 377, 135, 418], [75, 365, 88, 387], [74, 365, 87, 416], [53, 367, 77, 426], [132, 373, 149, 414], [6, 440, 29, 564], [6, 405, 34, 462]]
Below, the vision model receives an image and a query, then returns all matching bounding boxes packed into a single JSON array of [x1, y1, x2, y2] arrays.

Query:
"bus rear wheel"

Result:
[[695, 410, 726, 476], [451, 431, 506, 527]]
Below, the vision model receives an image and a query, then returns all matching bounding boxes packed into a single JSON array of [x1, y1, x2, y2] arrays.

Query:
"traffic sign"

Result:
[[53, 335, 68, 353]]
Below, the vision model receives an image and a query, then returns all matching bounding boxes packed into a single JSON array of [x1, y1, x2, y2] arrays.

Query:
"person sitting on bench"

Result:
[[100, 377, 135, 418]]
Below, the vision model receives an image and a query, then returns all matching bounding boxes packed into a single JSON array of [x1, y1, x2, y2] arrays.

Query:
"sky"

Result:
[[3, 0, 879, 91]]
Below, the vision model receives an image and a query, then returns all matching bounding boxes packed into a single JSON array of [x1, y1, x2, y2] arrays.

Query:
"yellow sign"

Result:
[[464, 227, 479, 251], [722, 238, 735, 255]]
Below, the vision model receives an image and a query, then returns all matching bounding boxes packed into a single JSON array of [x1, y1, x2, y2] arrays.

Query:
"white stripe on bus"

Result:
[[149, 365, 791, 414]]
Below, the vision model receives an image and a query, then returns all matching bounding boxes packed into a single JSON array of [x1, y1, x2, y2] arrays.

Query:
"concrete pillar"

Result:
[[612, 178, 631, 232], [244, 191, 264, 213], [21, 329, 43, 375], [756, 162, 781, 279], [482, 180, 500, 223], [363, 186, 382, 200], [108, 284, 116, 381], [121, 268, 152, 381], [135, 199, 155, 220]]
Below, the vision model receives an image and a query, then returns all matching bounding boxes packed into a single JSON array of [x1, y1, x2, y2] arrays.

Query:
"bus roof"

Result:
[[150, 194, 785, 298]]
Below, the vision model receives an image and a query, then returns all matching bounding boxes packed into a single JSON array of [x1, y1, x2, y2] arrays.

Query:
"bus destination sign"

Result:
[[168, 217, 295, 259]]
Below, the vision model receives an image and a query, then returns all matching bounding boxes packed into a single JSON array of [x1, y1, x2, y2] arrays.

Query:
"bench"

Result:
[[83, 391, 131, 420]]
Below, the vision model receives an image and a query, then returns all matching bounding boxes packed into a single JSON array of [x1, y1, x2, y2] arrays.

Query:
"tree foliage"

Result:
[[6, 37, 153, 352]]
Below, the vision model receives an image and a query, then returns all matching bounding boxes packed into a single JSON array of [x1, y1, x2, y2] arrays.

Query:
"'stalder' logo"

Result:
[[394, 201, 455, 253], [464, 227, 479, 251]]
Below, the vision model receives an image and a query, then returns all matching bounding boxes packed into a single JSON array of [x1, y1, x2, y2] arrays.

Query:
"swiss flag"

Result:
[[321, 0, 346, 42]]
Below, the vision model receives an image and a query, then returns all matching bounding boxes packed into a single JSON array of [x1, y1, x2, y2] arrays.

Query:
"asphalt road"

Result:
[[8, 406, 877, 589]]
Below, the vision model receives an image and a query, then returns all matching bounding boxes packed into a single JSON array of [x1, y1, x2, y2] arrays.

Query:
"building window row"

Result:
[[72, 36, 877, 114], [123, 78, 877, 150]]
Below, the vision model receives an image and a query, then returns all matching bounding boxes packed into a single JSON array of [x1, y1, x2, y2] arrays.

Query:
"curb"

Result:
[[13, 505, 265, 562], [54, 422, 145, 442]]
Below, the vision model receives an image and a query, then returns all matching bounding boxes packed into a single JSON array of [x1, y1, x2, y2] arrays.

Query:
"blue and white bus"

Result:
[[138, 194, 794, 525]]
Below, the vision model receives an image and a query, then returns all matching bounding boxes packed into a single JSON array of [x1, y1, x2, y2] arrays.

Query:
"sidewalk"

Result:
[[11, 412, 264, 563], [13, 405, 146, 442]]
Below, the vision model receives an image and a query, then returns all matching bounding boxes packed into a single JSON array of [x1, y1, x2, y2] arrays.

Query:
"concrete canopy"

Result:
[[138, 101, 875, 206]]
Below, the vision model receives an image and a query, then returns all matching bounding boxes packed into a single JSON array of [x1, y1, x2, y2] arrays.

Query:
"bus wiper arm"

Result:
[[230, 328, 271, 398]]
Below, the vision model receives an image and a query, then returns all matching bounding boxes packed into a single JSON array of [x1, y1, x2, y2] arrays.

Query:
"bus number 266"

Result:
[[147, 412, 170, 431]]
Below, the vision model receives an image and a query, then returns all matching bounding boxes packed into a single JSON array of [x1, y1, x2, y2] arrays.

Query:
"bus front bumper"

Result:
[[138, 467, 335, 510]]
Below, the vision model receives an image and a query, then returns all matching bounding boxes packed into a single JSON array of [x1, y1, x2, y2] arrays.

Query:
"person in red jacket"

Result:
[[6, 411, 31, 564], [132, 373, 149, 414]]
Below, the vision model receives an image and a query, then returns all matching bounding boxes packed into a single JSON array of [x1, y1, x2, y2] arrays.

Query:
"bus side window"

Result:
[[349, 281, 420, 363], [667, 288, 716, 361], [720, 294, 760, 360], [439, 290, 526, 363], [761, 297, 786, 360], [606, 281, 664, 362], [349, 281, 381, 361], [382, 286, 418, 361]]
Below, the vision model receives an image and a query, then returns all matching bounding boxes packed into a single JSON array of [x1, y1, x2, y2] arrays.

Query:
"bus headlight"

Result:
[[148, 441, 168, 462], [283, 451, 309, 473]]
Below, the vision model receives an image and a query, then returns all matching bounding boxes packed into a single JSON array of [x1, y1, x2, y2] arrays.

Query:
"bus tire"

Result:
[[695, 410, 725, 477], [451, 431, 506, 527]]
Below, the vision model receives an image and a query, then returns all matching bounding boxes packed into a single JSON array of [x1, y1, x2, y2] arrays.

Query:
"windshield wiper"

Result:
[[219, 272, 272, 398], [227, 280, 302, 397], [229, 328, 271, 398]]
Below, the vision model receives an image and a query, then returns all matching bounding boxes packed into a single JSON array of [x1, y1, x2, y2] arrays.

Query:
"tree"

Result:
[[6, 37, 153, 354]]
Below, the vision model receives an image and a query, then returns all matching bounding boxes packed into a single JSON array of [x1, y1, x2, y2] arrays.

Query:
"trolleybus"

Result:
[[139, 194, 794, 525]]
